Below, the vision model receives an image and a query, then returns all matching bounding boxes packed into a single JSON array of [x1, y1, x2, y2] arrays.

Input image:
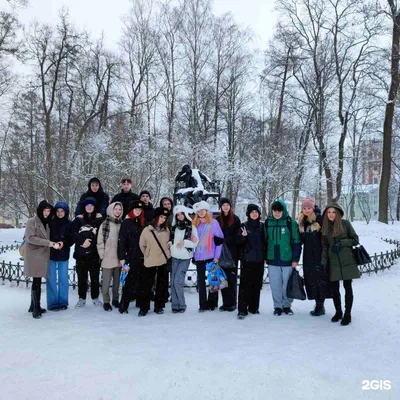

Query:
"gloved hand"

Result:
[[333, 241, 342, 253]]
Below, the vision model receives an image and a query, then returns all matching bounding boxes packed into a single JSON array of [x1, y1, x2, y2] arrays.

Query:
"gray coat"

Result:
[[23, 215, 51, 278]]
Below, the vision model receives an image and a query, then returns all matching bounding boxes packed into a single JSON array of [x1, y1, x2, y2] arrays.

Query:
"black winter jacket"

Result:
[[117, 217, 145, 265], [111, 190, 140, 218], [49, 203, 72, 262], [217, 214, 241, 260], [238, 219, 265, 263]]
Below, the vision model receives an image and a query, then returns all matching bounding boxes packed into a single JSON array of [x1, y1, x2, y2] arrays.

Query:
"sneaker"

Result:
[[172, 309, 180, 314], [49, 307, 60, 312], [138, 310, 147, 317], [248, 310, 260, 315], [273, 308, 282, 316], [283, 307, 294, 315], [59, 305, 68, 311], [237, 312, 246, 320], [178, 309, 186, 313], [75, 299, 86, 308], [119, 308, 128, 314], [103, 303, 112, 312], [92, 298, 103, 306], [112, 300, 120, 308], [198, 308, 207, 313], [154, 308, 164, 315], [219, 305, 228, 312]]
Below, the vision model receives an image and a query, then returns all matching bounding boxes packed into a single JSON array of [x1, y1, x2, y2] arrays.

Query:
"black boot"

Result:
[[31, 288, 41, 319], [37, 286, 46, 316], [119, 296, 130, 314], [310, 300, 325, 316], [341, 295, 353, 326], [331, 296, 343, 322]]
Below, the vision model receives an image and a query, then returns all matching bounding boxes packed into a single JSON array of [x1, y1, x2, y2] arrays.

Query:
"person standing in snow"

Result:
[[192, 201, 224, 312], [216, 197, 241, 311], [117, 200, 146, 314], [169, 205, 198, 313], [47, 201, 72, 311], [75, 177, 110, 219], [111, 178, 139, 219], [138, 207, 171, 316], [298, 198, 329, 317], [97, 202, 124, 312], [71, 198, 104, 308], [24, 200, 58, 319], [139, 190, 155, 225], [321, 204, 360, 326], [265, 200, 302, 316], [237, 204, 265, 319]]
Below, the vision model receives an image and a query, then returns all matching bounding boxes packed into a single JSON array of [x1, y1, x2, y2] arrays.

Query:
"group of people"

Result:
[[23, 176, 361, 326]]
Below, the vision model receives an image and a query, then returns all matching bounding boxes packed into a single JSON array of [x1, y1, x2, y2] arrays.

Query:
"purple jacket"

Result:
[[194, 219, 224, 261]]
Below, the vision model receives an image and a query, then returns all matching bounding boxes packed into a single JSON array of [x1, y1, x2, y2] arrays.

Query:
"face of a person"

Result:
[[177, 212, 185, 221], [197, 209, 207, 218], [90, 182, 100, 192], [141, 194, 150, 204], [133, 208, 142, 217], [113, 205, 122, 217], [302, 207, 314, 217], [272, 209, 283, 220], [85, 204, 95, 214], [250, 210, 259, 220], [43, 208, 51, 218], [56, 208, 65, 219], [327, 208, 337, 222], [162, 200, 172, 210], [158, 215, 167, 225], [221, 203, 230, 214], [121, 182, 132, 192]]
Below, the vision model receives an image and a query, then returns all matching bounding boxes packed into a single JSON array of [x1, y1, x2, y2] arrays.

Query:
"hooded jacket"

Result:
[[49, 201, 72, 262], [74, 177, 110, 218], [23, 200, 53, 278], [264, 199, 302, 266], [97, 202, 123, 269]]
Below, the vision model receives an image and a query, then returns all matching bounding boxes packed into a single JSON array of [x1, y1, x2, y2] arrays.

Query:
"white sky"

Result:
[[12, 0, 276, 50]]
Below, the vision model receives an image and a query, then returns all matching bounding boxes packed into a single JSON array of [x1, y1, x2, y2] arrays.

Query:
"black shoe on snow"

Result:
[[237, 313, 246, 320], [219, 305, 228, 312], [310, 307, 325, 316], [112, 300, 120, 308], [248, 309, 260, 315], [198, 308, 207, 313], [49, 307, 60, 312], [119, 308, 128, 314], [283, 307, 293, 315], [172, 309, 179, 314], [331, 311, 343, 322], [154, 308, 164, 315], [208, 306, 216, 311], [103, 303, 112, 312], [274, 308, 283, 316], [138, 310, 147, 317], [340, 312, 351, 326], [59, 305, 68, 311], [178, 309, 186, 313]]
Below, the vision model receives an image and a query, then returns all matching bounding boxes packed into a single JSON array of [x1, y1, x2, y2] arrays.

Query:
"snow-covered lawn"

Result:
[[0, 222, 399, 399]]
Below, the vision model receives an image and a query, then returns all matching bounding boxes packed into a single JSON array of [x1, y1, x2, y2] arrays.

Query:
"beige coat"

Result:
[[23, 215, 51, 278], [97, 203, 123, 269], [139, 225, 171, 267]]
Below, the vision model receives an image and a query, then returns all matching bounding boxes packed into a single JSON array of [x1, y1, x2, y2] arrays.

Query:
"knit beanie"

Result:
[[219, 197, 231, 208], [139, 190, 151, 199], [246, 204, 261, 217], [301, 198, 315, 209]]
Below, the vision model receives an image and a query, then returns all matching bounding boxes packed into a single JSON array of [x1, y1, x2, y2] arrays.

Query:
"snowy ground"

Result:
[[0, 222, 399, 399]]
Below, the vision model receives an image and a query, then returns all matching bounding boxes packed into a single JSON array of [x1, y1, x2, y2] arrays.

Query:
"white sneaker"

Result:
[[75, 298, 86, 308], [92, 298, 103, 306]]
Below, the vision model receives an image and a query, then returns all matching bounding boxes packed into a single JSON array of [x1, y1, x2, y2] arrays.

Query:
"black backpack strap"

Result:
[[151, 230, 169, 262]]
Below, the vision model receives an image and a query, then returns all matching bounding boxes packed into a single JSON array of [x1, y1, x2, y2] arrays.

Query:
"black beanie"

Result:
[[246, 204, 261, 218], [154, 207, 170, 218], [139, 190, 151, 199], [128, 200, 144, 212], [219, 197, 231, 208]]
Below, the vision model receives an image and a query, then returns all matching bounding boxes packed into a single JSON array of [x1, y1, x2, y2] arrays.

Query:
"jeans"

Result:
[[46, 260, 69, 309], [268, 265, 294, 309]]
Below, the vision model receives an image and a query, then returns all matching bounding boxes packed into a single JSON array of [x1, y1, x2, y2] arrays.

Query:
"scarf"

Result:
[[197, 222, 213, 255], [171, 220, 192, 243], [298, 212, 321, 234], [102, 215, 122, 244]]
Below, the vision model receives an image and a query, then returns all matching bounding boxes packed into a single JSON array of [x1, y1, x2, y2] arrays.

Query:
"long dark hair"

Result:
[[151, 216, 168, 231], [322, 209, 344, 237], [218, 209, 234, 228]]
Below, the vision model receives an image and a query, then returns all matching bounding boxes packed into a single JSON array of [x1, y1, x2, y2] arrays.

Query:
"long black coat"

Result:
[[218, 214, 241, 260], [117, 217, 145, 265], [238, 219, 265, 263], [111, 190, 140, 218], [298, 212, 330, 300]]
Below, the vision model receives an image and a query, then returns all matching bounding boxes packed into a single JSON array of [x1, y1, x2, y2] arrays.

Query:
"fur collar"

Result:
[[298, 212, 321, 233]]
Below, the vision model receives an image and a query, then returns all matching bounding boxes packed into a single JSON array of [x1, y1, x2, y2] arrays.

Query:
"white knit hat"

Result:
[[193, 201, 210, 213], [172, 205, 193, 226]]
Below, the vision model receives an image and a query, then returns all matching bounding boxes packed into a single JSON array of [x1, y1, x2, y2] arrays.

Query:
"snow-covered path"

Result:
[[0, 266, 399, 400]]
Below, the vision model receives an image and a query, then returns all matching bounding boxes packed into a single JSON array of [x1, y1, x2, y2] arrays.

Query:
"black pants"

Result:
[[139, 264, 168, 312], [76, 258, 100, 300], [221, 261, 238, 308], [195, 259, 216, 310], [331, 280, 353, 299], [120, 261, 144, 306], [238, 262, 264, 314]]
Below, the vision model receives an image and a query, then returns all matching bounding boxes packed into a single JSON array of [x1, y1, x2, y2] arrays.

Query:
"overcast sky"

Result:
[[14, 0, 277, 49]]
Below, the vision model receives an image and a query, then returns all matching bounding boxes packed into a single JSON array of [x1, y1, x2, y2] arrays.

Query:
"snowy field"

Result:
[[0, 222, 399, 400]]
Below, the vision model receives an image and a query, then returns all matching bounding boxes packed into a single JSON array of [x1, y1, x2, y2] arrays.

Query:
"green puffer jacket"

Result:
[[264, 199, 302, 266], [321, 205, 360, 282]]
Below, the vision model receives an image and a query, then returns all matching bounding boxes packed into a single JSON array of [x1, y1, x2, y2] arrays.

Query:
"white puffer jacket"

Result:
[[170, 224, 198, 260]]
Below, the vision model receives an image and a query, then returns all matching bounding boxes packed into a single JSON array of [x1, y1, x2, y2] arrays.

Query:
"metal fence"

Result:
[[1, 238, 398, 289]]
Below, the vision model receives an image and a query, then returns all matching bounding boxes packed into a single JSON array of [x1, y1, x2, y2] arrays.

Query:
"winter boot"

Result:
[[237, 312, 246, 320], [341, 295, 353, 326], [310, 300, 326, 316], [331, 295, 343, 322], [112, 299, 120, 308], [119, 297, 130, 314], [31, 288, 41, 319], [273, 308, 283, 316], [103, 303, 112, 312]]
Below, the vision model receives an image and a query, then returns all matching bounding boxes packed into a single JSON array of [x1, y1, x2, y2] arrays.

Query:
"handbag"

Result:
[[286, 269, 306, 301], [19, 239, 26, 257], [151, 230, 169, 263], [352, 243, 371, 265], [219, 244, 235, 269]]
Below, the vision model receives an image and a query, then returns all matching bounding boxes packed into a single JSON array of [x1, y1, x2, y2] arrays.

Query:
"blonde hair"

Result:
[[192, 210, 213, 227]]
